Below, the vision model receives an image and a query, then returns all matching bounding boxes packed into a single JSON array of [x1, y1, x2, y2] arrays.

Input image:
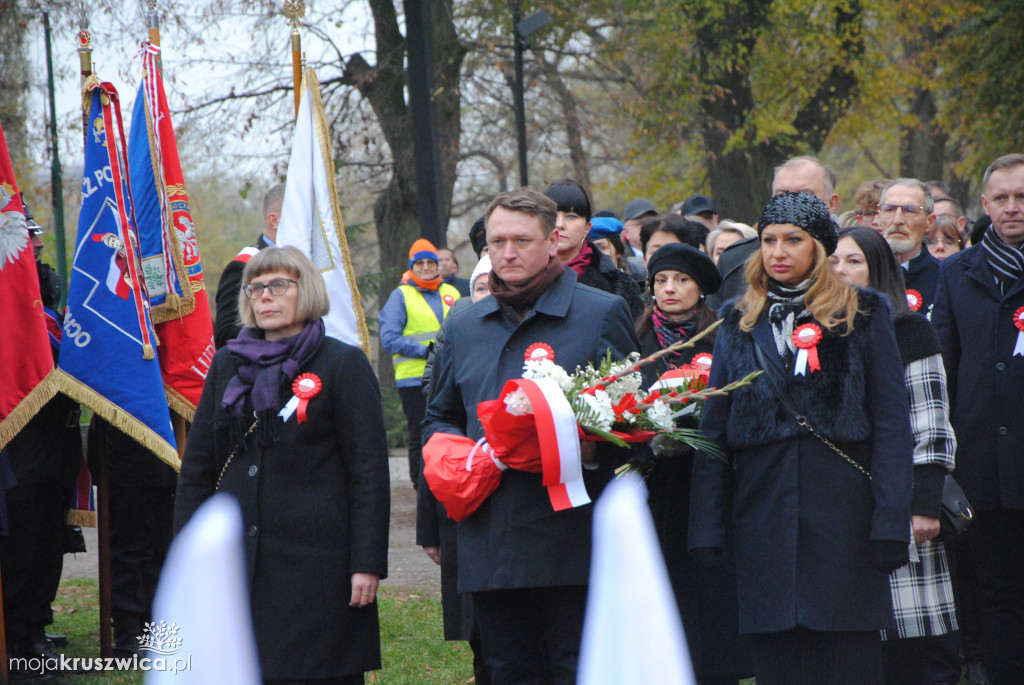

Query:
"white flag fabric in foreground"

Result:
[[578, 474, 695, 685], [278, 66, 370, 356], [147, 495, 260, 684]]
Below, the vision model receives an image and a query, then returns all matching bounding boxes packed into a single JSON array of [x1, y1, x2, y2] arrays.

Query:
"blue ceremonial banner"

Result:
[[56, 79, 178, 469]]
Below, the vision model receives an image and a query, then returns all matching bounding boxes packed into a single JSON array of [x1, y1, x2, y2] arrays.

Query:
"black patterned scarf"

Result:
[[651, 307, 697, 366], [982, 225, 1024, 295], [765, 278, 811, 359]]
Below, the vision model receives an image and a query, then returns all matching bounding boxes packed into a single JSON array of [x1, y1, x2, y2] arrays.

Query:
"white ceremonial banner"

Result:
[[278, 67, 370, 356], [578, 475, 696, 685], [147, 495, 261, 684]]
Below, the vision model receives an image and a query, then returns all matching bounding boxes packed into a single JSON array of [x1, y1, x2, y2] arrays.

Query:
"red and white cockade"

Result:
[[792, 323, 823, 376]]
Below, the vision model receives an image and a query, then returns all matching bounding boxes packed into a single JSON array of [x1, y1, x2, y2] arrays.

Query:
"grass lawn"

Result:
[[47, 580, 474, 683]]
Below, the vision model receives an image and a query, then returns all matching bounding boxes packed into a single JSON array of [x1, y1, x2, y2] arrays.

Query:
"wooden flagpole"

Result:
[[78, 18, 113, 659], [284, 1, 306, 119]]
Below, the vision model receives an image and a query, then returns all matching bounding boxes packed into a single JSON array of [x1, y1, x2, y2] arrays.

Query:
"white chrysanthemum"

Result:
[[523, 359, 574, 392], [604, 370, 643, 404], [503, 388, 533, 416], [646, 399, 675, 431], [581, 389, 616, 432]]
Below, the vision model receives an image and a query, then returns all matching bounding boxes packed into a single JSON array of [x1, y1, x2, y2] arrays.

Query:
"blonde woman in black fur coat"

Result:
[[688, 193, 914, 685]]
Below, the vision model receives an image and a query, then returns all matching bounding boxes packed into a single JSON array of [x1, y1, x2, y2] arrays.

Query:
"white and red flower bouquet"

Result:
[[423, 325, 760, 521]]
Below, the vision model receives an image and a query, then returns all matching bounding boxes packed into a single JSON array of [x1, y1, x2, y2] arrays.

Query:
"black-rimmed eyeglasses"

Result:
[[243, 278, 297, 299]]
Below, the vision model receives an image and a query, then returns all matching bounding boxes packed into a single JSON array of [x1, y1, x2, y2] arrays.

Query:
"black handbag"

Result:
[[940, 474, 973, 537]]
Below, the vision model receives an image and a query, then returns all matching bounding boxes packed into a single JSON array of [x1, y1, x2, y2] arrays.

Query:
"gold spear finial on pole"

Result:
[[77, 8, 93, 141], [283, 0, 306, 119]]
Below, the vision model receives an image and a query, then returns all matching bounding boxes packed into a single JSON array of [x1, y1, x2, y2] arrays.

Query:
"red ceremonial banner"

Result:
[[131, 44, 215, 418], [0, 122, 59, 448]]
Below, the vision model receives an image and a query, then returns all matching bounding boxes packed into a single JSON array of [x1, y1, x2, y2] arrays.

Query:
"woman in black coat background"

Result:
[[831, 226, 960, 685], [688, 193, 914, 685], [543, 179, 645, 319], [175, 246, 390, 684], [636, 243, 752, 685]]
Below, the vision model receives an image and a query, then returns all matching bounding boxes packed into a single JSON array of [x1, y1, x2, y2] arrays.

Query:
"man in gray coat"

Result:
[[423, 188, 640, 684]]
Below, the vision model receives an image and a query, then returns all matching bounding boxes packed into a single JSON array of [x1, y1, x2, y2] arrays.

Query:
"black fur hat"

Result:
[[758, 191, 838, 256]]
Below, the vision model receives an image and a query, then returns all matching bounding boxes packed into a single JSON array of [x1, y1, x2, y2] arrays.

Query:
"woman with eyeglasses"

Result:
[[831, 226, 960, 685], [925, 216, 965, 260], [175, 246, 391, 684], [688, 193, 914, 685]]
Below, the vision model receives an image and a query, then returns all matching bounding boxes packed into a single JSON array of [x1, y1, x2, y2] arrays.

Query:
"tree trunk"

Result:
[[899, 88, 946, 182], [0, 0, 30, 171]]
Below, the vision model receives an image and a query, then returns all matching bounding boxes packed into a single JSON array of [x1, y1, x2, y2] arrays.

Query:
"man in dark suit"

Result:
[[931, 153, 1024, 685], [878, 178, 940, 315], [424, 188, 639, 684], [213, 183, 284, 348]]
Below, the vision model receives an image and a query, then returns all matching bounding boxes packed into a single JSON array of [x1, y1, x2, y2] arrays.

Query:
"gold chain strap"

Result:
[[794, 415, 871, 479], [216, 417, 261, 491]]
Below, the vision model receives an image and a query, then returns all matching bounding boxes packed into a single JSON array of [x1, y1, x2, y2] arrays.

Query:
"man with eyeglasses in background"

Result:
[[878, 177, 939, 315]]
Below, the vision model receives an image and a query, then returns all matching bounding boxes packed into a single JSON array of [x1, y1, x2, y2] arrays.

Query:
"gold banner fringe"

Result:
[[67, 509, 97, 528], [0, 371, 62, 451], [143, 343, 156, 360], [53, 369, 181, 472], [304, 67, 372, 358], [165, 387, 196, 424], [81, 74, 101, 113], [150, 291, 196, 324]]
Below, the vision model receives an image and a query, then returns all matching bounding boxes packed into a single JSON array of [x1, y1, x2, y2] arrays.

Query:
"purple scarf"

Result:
[[221, 319, 325, 444]]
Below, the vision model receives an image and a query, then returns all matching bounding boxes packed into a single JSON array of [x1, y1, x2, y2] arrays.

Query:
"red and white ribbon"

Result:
[[1013, 307, 1024, 357], [793, 323, 823, 376], [502, 377, 590, 511], [279, 373, 322, 424]]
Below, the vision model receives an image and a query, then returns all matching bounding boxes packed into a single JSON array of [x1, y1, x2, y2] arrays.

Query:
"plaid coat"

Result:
[[884, 315, 958, 639]]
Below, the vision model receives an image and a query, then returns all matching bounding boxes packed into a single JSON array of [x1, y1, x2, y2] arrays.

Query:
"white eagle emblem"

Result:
[[0, 185, 29, 270]]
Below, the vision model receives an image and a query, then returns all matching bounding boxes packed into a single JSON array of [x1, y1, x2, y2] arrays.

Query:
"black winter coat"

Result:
[[931, 245, 1024, 510], [902, 247, 941, 317], [174, 337, 390, 679], [689, 290, 913, 634]]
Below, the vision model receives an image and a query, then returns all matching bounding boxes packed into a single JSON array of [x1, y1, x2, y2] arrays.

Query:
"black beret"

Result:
[[646, 242, 722, 296], [758, 191, 838, 256]]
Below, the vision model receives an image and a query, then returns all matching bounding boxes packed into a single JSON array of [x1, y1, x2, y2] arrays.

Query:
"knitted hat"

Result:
[[758, 191, 838, 256], [408, 238, 439, 269], [469, 254, 493, 292], [588, 216, 624, 240], [646, 243, 722, 295]]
